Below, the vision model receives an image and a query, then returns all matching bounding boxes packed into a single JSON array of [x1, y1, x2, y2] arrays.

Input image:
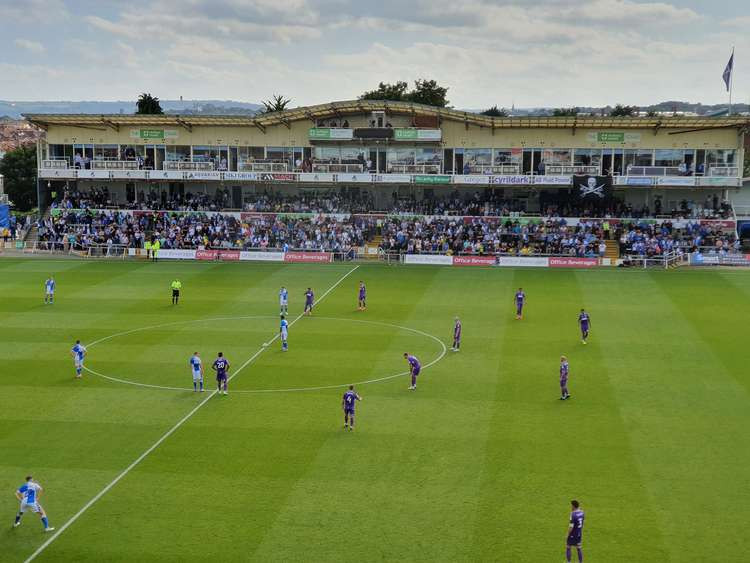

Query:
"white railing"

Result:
[[465, 164, 520, 175], [164, 161, 215, 171], [546, 165, 599, 175], [626, 166, 682, 176], [41, 159, 69, 169], [709, 166, 739, 177], [91, 160, 139, 170], [311, 163, 365, 173], [239, 161, 290, 172], [389, 164, 442, 174]]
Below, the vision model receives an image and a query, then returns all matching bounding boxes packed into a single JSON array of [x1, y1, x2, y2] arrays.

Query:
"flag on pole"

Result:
[[722, 51, 734, 92]]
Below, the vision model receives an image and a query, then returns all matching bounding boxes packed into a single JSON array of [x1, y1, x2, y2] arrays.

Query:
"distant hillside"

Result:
[[0, 100, 262, 119]]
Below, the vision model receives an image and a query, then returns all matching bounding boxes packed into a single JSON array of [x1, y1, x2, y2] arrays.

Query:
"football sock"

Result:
[[41, 517, 49, 529], [565, 547, 571, 562], [577, 547, 583, 562], [14, 512, 22, 524]]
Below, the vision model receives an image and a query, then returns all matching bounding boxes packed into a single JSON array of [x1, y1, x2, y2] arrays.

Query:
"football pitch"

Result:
[[2, 258, 749, 562]]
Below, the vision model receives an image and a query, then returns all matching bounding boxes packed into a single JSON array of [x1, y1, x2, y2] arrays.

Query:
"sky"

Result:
[[0, 0, 748, 109]]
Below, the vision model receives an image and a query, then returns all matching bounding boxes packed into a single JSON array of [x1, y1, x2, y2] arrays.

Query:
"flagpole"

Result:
[[729, 46, 735, 115]]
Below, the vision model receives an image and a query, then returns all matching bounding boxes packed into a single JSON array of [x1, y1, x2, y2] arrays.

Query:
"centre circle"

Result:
[[83, 316, 447, 393]]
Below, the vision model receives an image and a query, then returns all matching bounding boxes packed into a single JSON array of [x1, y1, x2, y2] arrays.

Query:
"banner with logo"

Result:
[[496, 256, 549, 267], [284, 251, 333, 263], [454, 175, 490, 185], [549, 257, 599, 268], [489, 175, 533, 185], [625, 177, 653, 186], [374, 174, 412, 183], [452, 255, 497, 266], [414, 175, 451, 185], [224, 171, 259, 181], [534, 175, 571, 185], [299, 173, 335, 183], [259, 173, 297, 182], [150, 170, 185, 181], [585, 132, 641, 143], [78, 170, 111, 179], [403, 254, 453, 265], [157, 249, 197, 260], [40, 169, 78, 179], [656, 177, 696, 186], [129, 129, 178, 140], [239, 251, 285, 262], [308, 128, 353, 140], [393, 128, 442, 141], [573, 175, 613, 200], [112, 170, 148, 180], [185, 171, 222, 181], [339, 174, 373, 183], [196, 249, 240, 261]]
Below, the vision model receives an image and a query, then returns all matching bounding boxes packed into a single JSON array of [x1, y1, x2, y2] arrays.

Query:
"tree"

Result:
[[136, 93, 163, 115], [261, 95, 292, 113], [359, 81, 409, 102], [481, 105, 509, 117], [0, 145, 37, 211], [552, 107, 579, 116], [645, 110, 658, 117], [405, 79, 449, 107], [609, 104, 638, 117]]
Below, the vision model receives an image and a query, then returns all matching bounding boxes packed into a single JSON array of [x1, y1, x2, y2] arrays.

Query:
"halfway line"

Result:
[[24, 264, 359, 562]]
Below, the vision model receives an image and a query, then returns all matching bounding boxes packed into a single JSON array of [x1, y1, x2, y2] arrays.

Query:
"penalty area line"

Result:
[[24, 264, 359, 562]]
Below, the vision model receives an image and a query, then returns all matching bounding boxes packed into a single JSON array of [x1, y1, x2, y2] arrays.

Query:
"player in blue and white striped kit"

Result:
[[279, 287, 288, 315], [71, 340, 86, 379], [44, 276, 55, 305], [280, 315, 289, 351], [13, 476, 54, 532], [189, 352, 204, 392]]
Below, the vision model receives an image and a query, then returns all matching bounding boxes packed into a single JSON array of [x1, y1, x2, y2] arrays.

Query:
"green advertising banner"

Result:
[[129, 129, 178, 140], [308, 128, 353, 140], [394, 129, 442, 141], [414, 175, 451, 185], [586, 131, 641, 143]]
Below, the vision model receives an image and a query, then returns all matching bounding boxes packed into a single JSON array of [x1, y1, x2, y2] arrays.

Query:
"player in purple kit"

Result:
[[565, 499, 585, 563], [357, 281, 366, 311], [212, 352, 230, 395], [304, 288, 314, 316], [404, 353, 421, 390], [342, 385, 362, 431], [559, 355, 570, 400], [451, 317, 462, 352], [578, 309, 591, 344], [515, 287, 526, 320]]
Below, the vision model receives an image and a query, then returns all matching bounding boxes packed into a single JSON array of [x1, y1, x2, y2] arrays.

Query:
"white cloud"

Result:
[[14, 39, 46, 54]]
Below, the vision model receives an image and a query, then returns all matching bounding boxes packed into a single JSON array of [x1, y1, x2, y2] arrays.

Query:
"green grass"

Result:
[[1, 258, 749, 562]]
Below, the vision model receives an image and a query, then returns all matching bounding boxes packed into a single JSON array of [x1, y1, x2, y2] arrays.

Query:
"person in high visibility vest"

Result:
[[144, 239, 152, 260], [152, 239, 160, 262], [171, 279, 182, 305]]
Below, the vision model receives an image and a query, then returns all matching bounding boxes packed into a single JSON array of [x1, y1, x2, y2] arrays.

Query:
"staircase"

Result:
[[363, 234, 383, 260], [604, 239, 619, 264]]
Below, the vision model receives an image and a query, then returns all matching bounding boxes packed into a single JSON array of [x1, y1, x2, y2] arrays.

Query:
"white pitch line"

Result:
[[24, 265, 359, 563], [84, 317, 447, 393]]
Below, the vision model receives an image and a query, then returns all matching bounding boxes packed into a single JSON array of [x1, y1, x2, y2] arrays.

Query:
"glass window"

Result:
[[313, 147, 341, 162], [238, 146, 265, 162], [623, 149, 653, 169], [541, 149, 572, 166], [706, 149, 736, 167], [266, 147, 292, 162], [386, 147, 416, 166], [464, 148, 492, 166], [340, 146, 365, 162], [93, 145, 119, 160], [574, 149, 602, 167], [166, 145, 191, 161], [654, 149, 687, 167], [415, 148, 442, 165], [493, 149, 521, 165]]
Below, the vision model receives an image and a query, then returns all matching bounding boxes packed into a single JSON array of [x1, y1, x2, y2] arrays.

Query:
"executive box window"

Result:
[[464, 148, 492, 166], [654, 149, 692, 168], [386, 147, 417, 166], [624, 149, 653, 169], [93, 145, 119, 160], [165, 146, 191, 162], [574, 149, 602, 167], [415, 148, 442, 165], [266, 147, 293, 162], [238, 146, 265, 162], [706, 149, 736, 167], [541, 149, 572, 166], [493, 149, 522, 166]]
